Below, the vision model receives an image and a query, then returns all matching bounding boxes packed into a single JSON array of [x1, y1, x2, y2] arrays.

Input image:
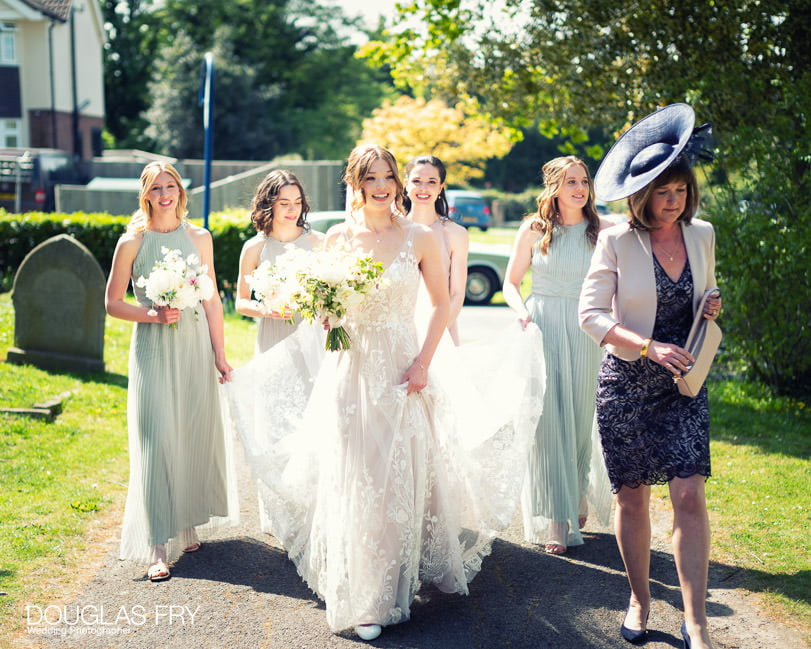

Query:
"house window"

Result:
[[0, 23, 17, 65], [1, 120, 20, 147]]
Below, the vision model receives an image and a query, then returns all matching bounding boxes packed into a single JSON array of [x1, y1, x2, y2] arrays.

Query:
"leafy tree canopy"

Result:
[[364, 0, 811, 395], [104, 0, 394, 159], [101, 0, 161, 149], [363, 0, 809, 170], [359, 96, 518, 184]]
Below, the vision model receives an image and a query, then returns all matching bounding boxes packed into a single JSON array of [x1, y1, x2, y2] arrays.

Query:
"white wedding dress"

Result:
[[222, 224, 545, 632]]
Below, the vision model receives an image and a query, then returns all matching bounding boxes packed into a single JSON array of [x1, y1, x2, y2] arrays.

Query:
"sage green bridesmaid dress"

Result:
[[521, 220, 611, 547], [119, 223, 236, 564]]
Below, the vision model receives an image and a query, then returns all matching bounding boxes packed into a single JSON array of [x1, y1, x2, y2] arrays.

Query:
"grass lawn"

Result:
[[0, 276, 809, 640], [0, 292, 255, 636]]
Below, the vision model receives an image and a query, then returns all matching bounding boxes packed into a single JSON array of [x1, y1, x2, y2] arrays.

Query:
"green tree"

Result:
[[365, 0, 811, 395], [101, 0, 161, 149], [141, 0, 391, 160], [359, 95, 518, 184], [143, 28, 284, 160]]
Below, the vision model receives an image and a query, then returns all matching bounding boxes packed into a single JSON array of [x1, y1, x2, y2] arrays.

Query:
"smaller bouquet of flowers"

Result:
[[135, 246, 215, 328], [244, 246, 311, 320]]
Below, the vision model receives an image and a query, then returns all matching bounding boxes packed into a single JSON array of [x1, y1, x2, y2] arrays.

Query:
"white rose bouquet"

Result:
[[244, 245, 310, 320], [292, 245, 385, 351], [248, 244, 385, 351], [135, 247, 215, 328]]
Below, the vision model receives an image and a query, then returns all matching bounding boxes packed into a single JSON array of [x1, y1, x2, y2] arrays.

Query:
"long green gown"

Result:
[[119, 224, 235, 564]]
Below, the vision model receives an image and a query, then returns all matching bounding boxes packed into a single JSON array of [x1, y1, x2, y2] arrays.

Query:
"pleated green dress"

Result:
[[119, 224, 233, 563], [521, 220, 611, 547]]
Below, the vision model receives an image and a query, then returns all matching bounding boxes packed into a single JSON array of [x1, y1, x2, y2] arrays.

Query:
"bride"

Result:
[[223, 144, 545, 640]]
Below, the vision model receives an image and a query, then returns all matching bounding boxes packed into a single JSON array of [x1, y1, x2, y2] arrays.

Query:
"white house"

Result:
[[0, 0, 105, 158]]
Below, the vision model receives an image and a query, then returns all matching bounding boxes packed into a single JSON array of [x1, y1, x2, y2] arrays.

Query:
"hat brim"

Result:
[[594, 103, 695, 202]]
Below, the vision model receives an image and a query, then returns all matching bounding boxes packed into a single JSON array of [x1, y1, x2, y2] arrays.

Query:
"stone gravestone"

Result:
[[7, 234, 106, 373]]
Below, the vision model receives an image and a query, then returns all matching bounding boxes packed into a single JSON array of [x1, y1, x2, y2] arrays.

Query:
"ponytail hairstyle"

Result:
[[403, 155, 450, 220]]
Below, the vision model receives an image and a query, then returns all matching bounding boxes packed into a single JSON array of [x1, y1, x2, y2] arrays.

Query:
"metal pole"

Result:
[[198, 52, 214, 229], [48, 20, 57, 149], [69, 7, 80, 158]]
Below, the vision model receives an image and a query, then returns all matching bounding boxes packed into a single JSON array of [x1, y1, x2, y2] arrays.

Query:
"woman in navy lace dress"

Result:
[[579, 105, 721, 649]]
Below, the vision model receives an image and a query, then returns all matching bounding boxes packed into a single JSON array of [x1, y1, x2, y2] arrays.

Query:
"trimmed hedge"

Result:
[[0, 209, 255, 294]]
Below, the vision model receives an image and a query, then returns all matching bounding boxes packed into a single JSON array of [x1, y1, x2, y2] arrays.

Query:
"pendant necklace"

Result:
[[656, 238, 681, 262]]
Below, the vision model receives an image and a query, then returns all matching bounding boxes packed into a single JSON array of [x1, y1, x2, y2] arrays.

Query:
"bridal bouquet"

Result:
[[293, 245, 386, 351], [135, 246, 215, 328], [246, 245, 385, 351]]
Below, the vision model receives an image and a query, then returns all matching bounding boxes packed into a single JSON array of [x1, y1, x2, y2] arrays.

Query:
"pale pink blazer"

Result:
[[578, 218, 717, 362]]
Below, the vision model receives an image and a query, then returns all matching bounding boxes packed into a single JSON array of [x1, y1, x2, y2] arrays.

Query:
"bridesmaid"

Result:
[[105, 161, 234, 581], [403, 155, 469, 345], [503, 156, 612, 553], [235, 169, 324, 353]]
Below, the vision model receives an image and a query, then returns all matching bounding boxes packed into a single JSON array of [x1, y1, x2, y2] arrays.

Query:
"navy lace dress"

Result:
[[595, 257, 711, 492]]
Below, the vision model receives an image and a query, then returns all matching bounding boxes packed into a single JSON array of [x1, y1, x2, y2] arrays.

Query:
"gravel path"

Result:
[[13, 438, 805, 649]]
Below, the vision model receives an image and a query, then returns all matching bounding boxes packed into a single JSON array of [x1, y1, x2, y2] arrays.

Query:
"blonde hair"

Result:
[[343, 144, 405, 216], [525, 156, 599, 255], [127, 161, 188, 233]]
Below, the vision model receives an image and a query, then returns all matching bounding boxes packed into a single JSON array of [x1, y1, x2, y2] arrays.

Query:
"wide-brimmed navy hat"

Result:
[[594, 103, 697, 202]]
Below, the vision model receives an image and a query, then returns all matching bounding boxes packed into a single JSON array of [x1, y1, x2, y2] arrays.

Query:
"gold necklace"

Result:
[[367, 215, 398, 243], [654, 237, 681, 262]]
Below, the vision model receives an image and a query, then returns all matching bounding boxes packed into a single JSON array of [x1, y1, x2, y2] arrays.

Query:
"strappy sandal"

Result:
[[544, 543, 567, 555], [148, 560, 170, 581]]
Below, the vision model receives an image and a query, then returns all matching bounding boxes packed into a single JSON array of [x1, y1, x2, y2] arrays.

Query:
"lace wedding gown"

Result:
[[223, 224, 545, 632]]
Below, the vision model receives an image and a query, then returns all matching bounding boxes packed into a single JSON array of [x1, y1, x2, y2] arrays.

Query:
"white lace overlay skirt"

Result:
[[222, 320, 545, 632]]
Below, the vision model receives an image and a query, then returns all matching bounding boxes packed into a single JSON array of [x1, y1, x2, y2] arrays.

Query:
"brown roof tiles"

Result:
[[20, 0, 73, 23]]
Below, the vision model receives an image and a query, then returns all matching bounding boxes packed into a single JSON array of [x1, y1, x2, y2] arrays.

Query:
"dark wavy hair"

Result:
[[627, 156, 699, 231], [249, 169, 310, 235], [403, 155, 450, 219]]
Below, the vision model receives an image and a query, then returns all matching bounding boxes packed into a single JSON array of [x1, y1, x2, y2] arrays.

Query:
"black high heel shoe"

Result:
[[681, 622, 691, 649], [620, 608, 649, 644]]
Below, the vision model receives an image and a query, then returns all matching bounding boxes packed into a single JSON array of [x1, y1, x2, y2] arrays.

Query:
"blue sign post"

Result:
[[198, 52, 214, 230]]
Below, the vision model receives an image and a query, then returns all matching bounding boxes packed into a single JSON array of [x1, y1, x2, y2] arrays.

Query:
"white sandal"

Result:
[[147, 560, 170, 581]]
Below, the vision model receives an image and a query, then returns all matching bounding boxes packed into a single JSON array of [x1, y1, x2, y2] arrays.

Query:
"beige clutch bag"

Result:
[[674, 288, 723, 397]]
